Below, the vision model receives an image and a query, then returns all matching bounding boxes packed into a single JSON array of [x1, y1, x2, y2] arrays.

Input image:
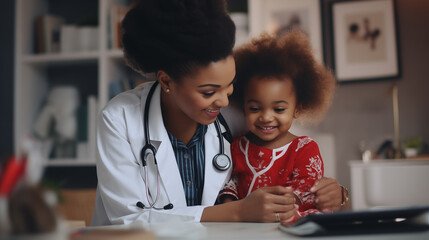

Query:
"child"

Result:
[[219, 31, 336, 223]]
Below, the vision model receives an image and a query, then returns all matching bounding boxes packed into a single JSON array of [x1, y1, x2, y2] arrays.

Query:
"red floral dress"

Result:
[[220, 136, 324, 217]]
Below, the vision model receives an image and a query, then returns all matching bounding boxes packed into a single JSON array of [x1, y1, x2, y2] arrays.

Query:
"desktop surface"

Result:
[[3, 222, 428, 240], [202, 222, 428, 240], [87, 222, 429, 240]]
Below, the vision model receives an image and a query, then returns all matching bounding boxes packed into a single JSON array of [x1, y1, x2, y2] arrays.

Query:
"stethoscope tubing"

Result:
[[138, 81, 231, 210]]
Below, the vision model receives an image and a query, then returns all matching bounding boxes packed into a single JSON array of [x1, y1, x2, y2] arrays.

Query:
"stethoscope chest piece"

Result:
[[213, 153, 231, 171]]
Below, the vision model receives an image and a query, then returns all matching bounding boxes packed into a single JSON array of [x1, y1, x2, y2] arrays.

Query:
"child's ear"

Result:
[[293, 108, 300, 119], [157, 70, 173, 93]]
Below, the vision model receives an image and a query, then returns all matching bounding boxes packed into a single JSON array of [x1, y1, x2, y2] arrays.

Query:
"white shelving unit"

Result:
[[14, 0, 131, 167]]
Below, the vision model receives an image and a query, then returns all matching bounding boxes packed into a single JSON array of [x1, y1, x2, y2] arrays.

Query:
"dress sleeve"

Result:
[[217, 176, 239, 202], [287, 137, 324, 217]]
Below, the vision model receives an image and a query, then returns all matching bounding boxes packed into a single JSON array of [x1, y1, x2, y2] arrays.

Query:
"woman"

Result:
[[91, 0, 348, 226]]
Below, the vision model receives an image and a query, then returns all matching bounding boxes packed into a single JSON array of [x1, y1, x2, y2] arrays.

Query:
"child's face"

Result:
[[244, 76, 298, 146]]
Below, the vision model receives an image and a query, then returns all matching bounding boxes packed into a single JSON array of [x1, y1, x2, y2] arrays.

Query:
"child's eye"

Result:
[[275, 108, 285, 113], [249, 106, 259, 112], [202, 91, 215, 97]]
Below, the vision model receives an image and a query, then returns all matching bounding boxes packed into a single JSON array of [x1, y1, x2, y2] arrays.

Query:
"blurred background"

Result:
[[0, 0, 14, 164]]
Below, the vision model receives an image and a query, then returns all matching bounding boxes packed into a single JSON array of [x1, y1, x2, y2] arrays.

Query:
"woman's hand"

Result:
[[310, 177, 350, 212], [239, 186, 297, 222], [202, 186, 298, 222]]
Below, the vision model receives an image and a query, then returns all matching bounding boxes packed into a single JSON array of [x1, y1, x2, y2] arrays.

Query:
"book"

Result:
[[87, 95, 98, 160], [35, 14, 64, 53], [109, 4, 129, 49], [60, 25, 78, 53]]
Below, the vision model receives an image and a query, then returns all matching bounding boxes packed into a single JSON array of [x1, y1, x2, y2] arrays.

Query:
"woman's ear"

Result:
[[157, 70, 172, 93]]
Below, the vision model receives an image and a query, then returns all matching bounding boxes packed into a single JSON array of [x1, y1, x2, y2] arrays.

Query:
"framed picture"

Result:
[[329, 0, 401, 82], [249, 0, 324, 62]]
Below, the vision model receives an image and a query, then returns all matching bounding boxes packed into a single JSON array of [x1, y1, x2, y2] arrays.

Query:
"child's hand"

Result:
[[240, 186, 296, 222], [280, 204, 300, 226], [310, 177, 345, 212]]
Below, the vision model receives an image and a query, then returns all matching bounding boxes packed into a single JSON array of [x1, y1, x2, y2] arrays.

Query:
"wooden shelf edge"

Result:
[[44, 158, 96, 167], [21, 52, 100, 64]]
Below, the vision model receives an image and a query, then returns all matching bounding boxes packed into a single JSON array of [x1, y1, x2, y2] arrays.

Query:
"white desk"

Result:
[[199, 222, 429, 240], [3, 222, 428, 240], [88, 222, 429, 240]]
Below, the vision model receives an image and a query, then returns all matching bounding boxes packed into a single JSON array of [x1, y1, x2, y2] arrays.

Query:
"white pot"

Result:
[[404, 148, 418, 158]]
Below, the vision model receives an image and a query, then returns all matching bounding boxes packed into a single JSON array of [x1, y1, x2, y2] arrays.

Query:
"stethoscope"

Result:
[[136, 81, 231, 210]]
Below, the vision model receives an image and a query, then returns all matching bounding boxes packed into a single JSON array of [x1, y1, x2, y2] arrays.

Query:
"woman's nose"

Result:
[[215, 93, 229, 108]]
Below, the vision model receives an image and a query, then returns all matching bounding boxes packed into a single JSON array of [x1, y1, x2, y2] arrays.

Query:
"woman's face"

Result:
[[169, 55, 236, 125], [244, 76, 298, 147]]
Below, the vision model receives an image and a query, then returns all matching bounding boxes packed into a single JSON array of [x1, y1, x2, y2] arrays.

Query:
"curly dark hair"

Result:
[[233, 31, 336, 121], [121, 0, 236, 80]]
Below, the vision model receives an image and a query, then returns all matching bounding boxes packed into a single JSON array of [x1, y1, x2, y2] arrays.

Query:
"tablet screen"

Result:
[[279, 205, 429, 236]]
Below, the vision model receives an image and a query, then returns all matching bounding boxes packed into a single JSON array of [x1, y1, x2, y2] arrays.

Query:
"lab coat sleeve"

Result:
[[94, 105, 206, 225]]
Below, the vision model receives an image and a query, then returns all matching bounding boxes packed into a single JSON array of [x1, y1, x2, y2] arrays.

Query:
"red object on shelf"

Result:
[[0, 156, 27, 196]]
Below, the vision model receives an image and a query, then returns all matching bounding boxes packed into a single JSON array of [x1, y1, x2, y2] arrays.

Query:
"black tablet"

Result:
[[279, 205, 429, 236]]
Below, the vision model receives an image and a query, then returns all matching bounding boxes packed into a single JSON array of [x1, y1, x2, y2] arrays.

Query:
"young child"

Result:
[[219, 31, 336, 223]]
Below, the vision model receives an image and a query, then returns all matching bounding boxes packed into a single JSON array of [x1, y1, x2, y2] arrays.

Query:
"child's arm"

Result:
[[217, 176, 239, 204], [287, 138, 324, 217], [217, 137, 240, 204]]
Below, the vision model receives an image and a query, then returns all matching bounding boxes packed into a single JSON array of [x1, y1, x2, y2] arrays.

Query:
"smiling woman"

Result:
[[158, 55, 236, 135]]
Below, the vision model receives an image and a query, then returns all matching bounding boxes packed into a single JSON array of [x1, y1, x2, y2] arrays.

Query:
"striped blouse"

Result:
[[167, 124, 207, 206]]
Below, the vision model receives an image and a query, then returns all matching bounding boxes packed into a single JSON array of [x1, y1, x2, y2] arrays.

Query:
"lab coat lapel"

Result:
[[144, 82, 187, 207], [201, 124, 232, 205]]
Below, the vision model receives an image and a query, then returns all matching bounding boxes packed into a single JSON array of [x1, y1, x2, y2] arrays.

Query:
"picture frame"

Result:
[[329, 0, 401, 83], [248, 0, 324, 62]]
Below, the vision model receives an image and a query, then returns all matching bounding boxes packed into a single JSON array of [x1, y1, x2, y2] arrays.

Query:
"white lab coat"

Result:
[[91, 81, 232, 225]]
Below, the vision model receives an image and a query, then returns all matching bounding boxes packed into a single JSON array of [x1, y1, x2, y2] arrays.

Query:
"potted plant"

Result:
[[404, 137, 422, 158]]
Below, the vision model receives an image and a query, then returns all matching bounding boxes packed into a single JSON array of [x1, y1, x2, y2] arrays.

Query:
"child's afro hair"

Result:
[[233, 31, 336, 122]]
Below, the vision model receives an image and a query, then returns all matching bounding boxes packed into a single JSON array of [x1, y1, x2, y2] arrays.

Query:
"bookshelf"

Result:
[[14, 0, 249, 171], [14, 0, 133, 168]]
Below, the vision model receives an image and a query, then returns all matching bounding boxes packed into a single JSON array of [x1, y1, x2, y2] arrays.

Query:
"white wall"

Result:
[[229, 0, 429, 189], [314, 0, 429, 189]]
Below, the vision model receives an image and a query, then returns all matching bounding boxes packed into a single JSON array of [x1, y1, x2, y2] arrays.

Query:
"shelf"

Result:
[[21, 51, 99, 66], [106, 49, 124, 59], [44, 158, 96, 167], [14, 0, 131, 173], [349, 158, 429, 167]]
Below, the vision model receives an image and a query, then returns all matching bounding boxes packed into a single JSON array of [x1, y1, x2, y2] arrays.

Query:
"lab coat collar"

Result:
[[143, 82, 231, 207], [202, 124, 231, 205], [144, 82, 187, 207]]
